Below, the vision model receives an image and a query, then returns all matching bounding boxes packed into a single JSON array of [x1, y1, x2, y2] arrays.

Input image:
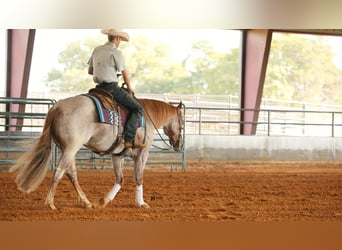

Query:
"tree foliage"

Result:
[[45, 32, 342, 105], [44, 35, 241, 95], [264, 33, 342, 104], [45, 37, 102, 91]]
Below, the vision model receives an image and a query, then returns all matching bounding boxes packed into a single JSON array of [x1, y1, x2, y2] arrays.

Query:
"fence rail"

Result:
[[1, 96, 342, 171], [0, 97, 56, 131], [0, 97, 186, 171], [184, 107, 342, 137], [0, 97, 56, 167]]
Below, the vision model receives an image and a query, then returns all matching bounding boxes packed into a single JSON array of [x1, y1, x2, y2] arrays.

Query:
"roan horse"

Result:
[[10, 95, 184, 209]]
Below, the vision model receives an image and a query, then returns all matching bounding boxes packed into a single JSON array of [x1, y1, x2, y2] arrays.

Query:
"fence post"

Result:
[[199, 109, 202, 135], [332, 112, 335, 137], [267, 110, 270, 136]]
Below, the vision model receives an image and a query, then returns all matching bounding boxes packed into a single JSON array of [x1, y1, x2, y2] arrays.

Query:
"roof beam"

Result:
[[5, 29, 35, 131], [239, 29, 272, 135]]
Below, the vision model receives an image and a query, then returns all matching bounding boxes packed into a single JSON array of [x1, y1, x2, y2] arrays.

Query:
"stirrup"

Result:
[[113, 147, 130, 157], [112, 140, 129, 157], [125, 141, 146, 149], [134, 142, 147, 149]]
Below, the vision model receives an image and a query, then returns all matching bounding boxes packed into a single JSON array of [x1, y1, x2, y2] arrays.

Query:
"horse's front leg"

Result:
[[97, 155, 124, 209], [133, 149, 150, 208]]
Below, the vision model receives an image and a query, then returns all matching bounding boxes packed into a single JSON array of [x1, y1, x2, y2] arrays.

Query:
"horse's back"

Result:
[[51, 95, 119, 153], [50, 96, 98, 148]]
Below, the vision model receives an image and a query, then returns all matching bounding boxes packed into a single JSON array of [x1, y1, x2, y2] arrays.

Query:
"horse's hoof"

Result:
[[47, 203, 57, 210], [95, 197, 111, 209], [84, 202, 93, 209], [137, 202, 150, 209]]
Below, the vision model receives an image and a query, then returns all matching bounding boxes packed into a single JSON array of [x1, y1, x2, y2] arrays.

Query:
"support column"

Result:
[[240, 29, 272, 135], [5, 29, 35, 131]]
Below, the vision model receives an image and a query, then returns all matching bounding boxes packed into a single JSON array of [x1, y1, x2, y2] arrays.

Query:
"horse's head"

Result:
[[163, 102, 184, 151]]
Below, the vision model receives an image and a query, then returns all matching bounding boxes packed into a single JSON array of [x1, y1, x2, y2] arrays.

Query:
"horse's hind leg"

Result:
[[65, 162, 92, 209], [97, 156, 124, 209], [45, 152, 91, 210], [45, 157, 67, 210]]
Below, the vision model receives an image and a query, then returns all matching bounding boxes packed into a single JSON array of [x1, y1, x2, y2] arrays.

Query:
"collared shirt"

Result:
[[87, 42, 125, 83]]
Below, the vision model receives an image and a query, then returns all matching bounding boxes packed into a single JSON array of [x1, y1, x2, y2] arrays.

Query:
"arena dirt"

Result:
[[1, 162, 341, 221]]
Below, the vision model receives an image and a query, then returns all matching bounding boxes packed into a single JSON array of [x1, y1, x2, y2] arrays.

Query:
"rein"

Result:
[[144, 108, 174, 150], [127, 91, 173, 150], [122, 83, 181, 150]]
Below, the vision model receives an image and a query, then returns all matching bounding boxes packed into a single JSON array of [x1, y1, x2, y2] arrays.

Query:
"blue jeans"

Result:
[[96, 82, 144, 143]]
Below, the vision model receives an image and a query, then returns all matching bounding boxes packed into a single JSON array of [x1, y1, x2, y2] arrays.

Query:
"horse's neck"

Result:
[[141, 99, 176, 127]]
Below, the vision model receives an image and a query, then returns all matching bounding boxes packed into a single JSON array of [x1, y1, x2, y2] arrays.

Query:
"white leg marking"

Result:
[[135, 184, 144, 206], [106, 183, 121, 201]]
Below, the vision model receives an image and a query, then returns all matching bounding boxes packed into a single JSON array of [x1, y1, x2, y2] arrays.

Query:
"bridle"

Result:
[[124, 86, 184, 150], [174, 105, 184, 150], [145, 104, 184, 151]]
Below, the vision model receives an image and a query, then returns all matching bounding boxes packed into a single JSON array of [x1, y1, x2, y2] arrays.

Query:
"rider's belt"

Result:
[[101, 81, 118, 85]]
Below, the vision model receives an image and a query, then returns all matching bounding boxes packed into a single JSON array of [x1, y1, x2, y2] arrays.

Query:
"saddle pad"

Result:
[[82, 94, 118, 125], [119, 107, 146, 128], [82, 94, 145, 128]]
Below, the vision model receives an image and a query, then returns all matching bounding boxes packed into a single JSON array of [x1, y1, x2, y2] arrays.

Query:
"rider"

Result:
[[87, 29, 145, 150]]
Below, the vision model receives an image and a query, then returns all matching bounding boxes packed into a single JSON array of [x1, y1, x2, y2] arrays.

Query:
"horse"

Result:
[[10, 94, 184, 209]]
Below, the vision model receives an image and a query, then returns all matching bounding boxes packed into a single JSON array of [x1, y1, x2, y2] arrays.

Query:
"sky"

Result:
[[1, 29, 342, 93]]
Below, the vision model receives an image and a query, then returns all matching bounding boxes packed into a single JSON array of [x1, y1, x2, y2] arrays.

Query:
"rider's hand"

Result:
[[128, 87, 135, 96]]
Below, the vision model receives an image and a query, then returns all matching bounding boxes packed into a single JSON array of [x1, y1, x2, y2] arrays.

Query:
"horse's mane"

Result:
[[138, 99, 177, 126]]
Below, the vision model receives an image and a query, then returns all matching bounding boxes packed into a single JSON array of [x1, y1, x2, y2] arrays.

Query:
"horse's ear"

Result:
[[177, 101, 183, 109]]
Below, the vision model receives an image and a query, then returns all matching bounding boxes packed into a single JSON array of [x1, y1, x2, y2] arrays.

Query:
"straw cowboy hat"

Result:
[[101, 29, 129, 42]]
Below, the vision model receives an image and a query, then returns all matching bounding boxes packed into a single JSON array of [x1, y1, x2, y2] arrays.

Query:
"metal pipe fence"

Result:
[[0, 97, 56, 131], [1, 96, 342, 171], [0, 97, 186, 171], [184, 106, 342, 137], [0, 97, 56, 167]]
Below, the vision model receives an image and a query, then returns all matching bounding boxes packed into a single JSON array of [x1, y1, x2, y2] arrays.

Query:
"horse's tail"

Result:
[[10, 105, 57, 193]]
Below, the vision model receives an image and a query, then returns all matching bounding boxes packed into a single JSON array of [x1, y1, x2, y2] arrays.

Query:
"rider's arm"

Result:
[[122, 69, 135, 96]]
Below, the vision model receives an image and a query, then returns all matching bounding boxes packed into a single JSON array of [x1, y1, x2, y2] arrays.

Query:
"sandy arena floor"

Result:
[[1, 162, 341, 221]]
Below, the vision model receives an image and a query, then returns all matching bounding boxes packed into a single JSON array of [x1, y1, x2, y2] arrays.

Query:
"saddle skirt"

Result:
[[83, 88, 145, 128]]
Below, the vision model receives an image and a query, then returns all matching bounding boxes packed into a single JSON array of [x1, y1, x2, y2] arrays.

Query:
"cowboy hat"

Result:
[[101, 29, 129, 42]]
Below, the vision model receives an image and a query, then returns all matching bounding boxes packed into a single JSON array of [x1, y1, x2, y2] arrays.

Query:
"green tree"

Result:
[[264, 33, 342, 104], [45, 37, 102, 91], [45, 32, 342, 106], [180, 41, 240, 95], [45, 36, 192, 94], [121, 36, 188, 94]]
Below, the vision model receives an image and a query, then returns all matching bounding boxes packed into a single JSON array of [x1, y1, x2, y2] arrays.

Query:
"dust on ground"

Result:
[[1, 161, 341, 221]]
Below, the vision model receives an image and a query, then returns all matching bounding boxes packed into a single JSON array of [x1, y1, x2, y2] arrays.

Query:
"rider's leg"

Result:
[[112, 86, 145, 148]]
